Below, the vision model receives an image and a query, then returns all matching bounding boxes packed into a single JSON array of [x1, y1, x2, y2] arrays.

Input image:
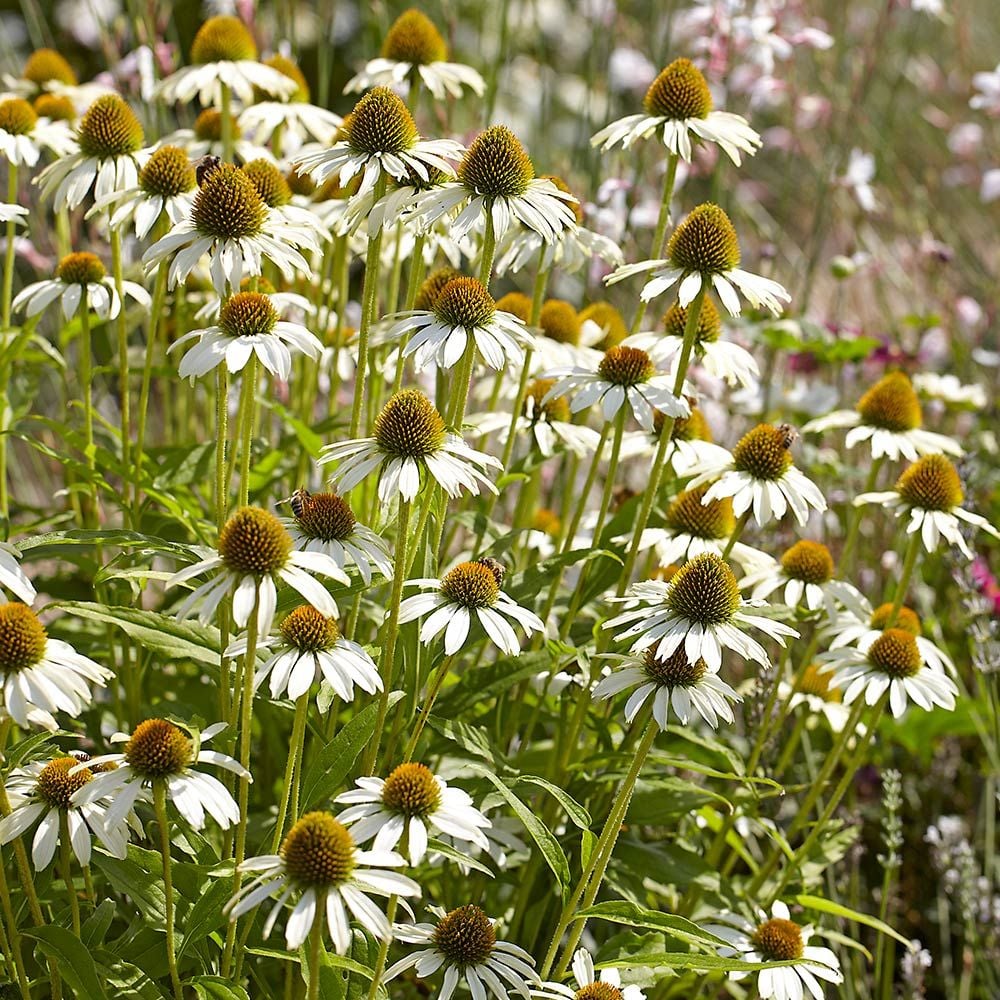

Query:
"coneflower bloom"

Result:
[[224, 811, 420, 952], [37, 94, 147, 209], [778, 665, 858, 734], [228, 605, 381, 704], [0, 754, 131, 869], [154, 16, 299, 107], [320, 390, 500, 504], [0, 204, 28, 225], [407, 125, 578, 243], [73, 719, 249, 830], [687, 423, 827, 527], [592, 58, 761, 165], [168, 289, 323, 381], [384, 904, 540, 1000], [604, 553, 798, 670], [398, 558, 544, 655], [336, 763, 491, 865], [0, 542, 36, 604], [541, 345, 689, 430], [593, 648, 741, 729], [0, 603, 111, 730], [533, 949, 646, 1000], [161, 108, 273, 166], [345, 9, 486, 100], [854, 454, 999, 558], [167, 506, 348, 636], [606, 203, 790, 317], [620, 405, 733, 475], [0, 96, 75, 166], [803, 371, 962, 460], [385, 276, 534, 372], [294, 86, 462, 199]]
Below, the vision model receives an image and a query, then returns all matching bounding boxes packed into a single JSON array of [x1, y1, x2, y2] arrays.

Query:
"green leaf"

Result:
[[178, 877, 233, 957], [300, 694, 403, 810], [191, 977, 250, 1000], [81, 899, 117, 949], [514, 775, 591, 829], [427, 716, 505, 767], [577, 901, 729, 949], [599, 951, 832, 973], [426, 839, 495, 877], [627, 777, 733, 822], [95, 849, 167, 928], [23, 925, 110, 999], [2, 730, 66, 772], [793, 894, 916, 950]]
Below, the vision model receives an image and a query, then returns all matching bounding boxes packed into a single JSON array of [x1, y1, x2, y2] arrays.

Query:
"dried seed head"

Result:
[[643, 58, 713, 120], [580, 302, 627, 351], [190, 16, 258, 63], [667, 203, 740, 274], [440, 561, 500, 608], [459, 125, 534, 200], [381, 762, 442, 817], [77, 94, 144, 158], [139, 145, 197, 197], [33, 94, 76, 122], [218, 506, 293, 575], [525, 379, 570, 423], [415, 267, 464, 311], [56, 251, 106, 285], [666, 553, 741, 625], [264, 54, 309, 102], [869, 603, 920, 636], [666, 485, 735, 540], [219, 291, 278, 339], [124, 719, 192, 778], [242, 158, 292, 207], [856, 371, 922, 432], [797, 664, 839, 701], [780, 540, 834, 584], [661, 297, 722, 343], [732, 424, 794, 481], [433, 277, 496, 329], [279, 606, 340, 652], [0, 604, 47, 672], [374, 390, 447, 458], [0, 99, 38, 136], [290, 490, 357, 541], [281, 812, 356, 887], [191, 163, 266, 239], [36, 757, 93, 808], [895, 454, 963, 511], [433, 905, 496, 967], [597, 345, 655, 386], [643, 648, 708, 687], [344, 87, 418, 156], [23, 49, 77, 87], [752, 918, 804, 961], [868, 628, 922, 679], [539, 299, 581, 345], [382, 9, 448, 65]]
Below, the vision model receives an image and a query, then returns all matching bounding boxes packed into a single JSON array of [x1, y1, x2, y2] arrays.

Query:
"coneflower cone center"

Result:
[[0, 604, 48, 672], [643, 58, 713, 120], [57, 251, 106, 285], [374, 390, 446, 457], [752, 918, 803, 961], [124, 719, 191, 777], [798, 664, 839, 701], [662, 297, 722, 344], [539, 299, 581, 345], [459, 125, 534, 199], [575, 984, 624, 1000], [219, 291, 278, 339], [440, 562, 499, 608], [666, 486, 734, 539], [0, 99, 38, 136], [218, 506, 292, 575], [382, 9, 448, 64], [668, 203, 740, 274], [870, 603, 921, 635], [666, 554, 740, 625], [23, 48, 77, 87], [280, 606, 339, 652], [346, 86, 418, 155], [525, 379, 570, 423], [868, 629, 922, 679], [281, 812, 356, 886], [581, 302, 627, 350], [191, 164, 266, 240], [780, 540, 834, 584], [857, 372, 922, 431], [644, 648, 707, 687], [732, 424, 794, 480], [895, 454, 963, 511], [433, 905, 496, 966], [190, 16, 258, 63], [77, 94, 143, 158], [598, 346, 655, 387], [140, 145, 196, 197], [433, 277, 495, 329], [416, 267, 463, 311], [243, 159, 292, 207], [37, 757, 93, 808], [381, 763, 441, 817], [292, 491, 357, 540]]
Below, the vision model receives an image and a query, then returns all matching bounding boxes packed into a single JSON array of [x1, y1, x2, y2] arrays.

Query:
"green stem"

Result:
[[837, 457, 884, 572], [1, 163, 17, 330], [215, 367, 229, 533], [110, 228, 132, 516], [629, 155, 678, 335], [0, 862, 30, 1000], [307, 893, 326, 1000], [402, 654, 455, 762], [478, 211, 497, 288], [154, 782, 183, 1000], [78, 299, 98, 528], [220, 83, 234, 162], [238, 355, 259, 507], [271, 694, 310, 852], [391, 233, 427, 394], [58, 812, 81, 937], [884, 531, 921, 628], [365, 895, 398, 1000], [720, 510, 751, 559]]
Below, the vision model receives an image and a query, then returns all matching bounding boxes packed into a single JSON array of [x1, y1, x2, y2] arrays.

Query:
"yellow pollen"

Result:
[[23, 49, 77, 87], [0, 603, 47, 673], [36, 757, 93, 809], [597, 345, 655, 386], [190, 16, 258, 63], [666, 485, 734, 540], [382, 9, 449, 65], [440, 562, 500, 608], [856, 371, 922, 432], [0, 99, 38, 136], [279, 606, 339, 652], [539, 299, 581, 345], [732, 423, 795, 480], [868, 628, 922, 679], [56, 251, 106, 285], [752, 918, 804, 961]]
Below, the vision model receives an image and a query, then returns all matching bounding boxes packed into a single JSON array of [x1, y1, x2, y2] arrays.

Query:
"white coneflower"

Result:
[[607, 203, 790, 317], [336, 763, 491, 865], [0, 754, 132, 870], [228, 605, 381, 703], [407, 125, 578, 243], [593, 648, 741, 729], [0, 204, 29, 225], [224, 811, 420, 952], [154, 16, 299, 107], [2, 48, 78, 100], [0, 603, 111, 730], [345, 9, 486, 101], [168, 289, 323, 381], [0, 542, 35, 604], [320, 390, 501, 504], [688, 423, 827, 527], [707, 901, 844, 1000], [803, 371, 962, 461], [778, 665, 856, 734], [87, 144, 198, 239], [620, 405, 733, 476], [294, 86, 462, 199], [592, 58, 761, 164], [161, 107, 273, 166], [604, 553, 798, 670], [541, 345, 689, 430], [386, 276, 534, 372], [741, 540, 866, 618], [281, 490, 392, 585], [12, 251, 151, 321], [819, 628, 959, 718], [854, 454, 998, 559], [73, 719, 248, 830], [384, 904, 540, 1000], [167, 506, 347, 636], [36, 94, 147, 210], [530, 297, 606, 371], [398, 558, 544, 655], [626, 298, 759, 389], [912, 372, 987, 410], [240, 158, 329, 242], [533, 949, 646, 1000], [0, 96, 75, 166], [143, 162, 316, 296]]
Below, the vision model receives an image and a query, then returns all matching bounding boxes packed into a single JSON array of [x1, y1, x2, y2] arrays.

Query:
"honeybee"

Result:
[[280, 488, 312, 518], [777, 423, 799, 449], [475, 557, 506, 587], [194, 155, 223, 186]]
